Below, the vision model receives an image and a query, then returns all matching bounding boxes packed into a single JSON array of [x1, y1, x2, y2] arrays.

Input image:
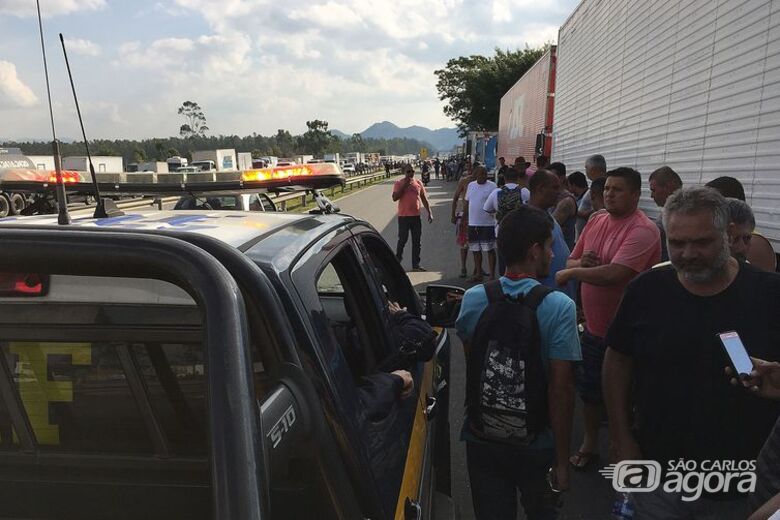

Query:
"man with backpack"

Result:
[[483, 167, 529, 275], [456, 205, 581, 520]]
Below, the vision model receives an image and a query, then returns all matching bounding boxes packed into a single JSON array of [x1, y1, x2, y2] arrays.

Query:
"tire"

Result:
[[0, 194, 10, 218], [9, 193, 26, 215]]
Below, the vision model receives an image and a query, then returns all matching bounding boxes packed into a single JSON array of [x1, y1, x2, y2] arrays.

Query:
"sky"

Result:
[[0, 0, 580, 140]]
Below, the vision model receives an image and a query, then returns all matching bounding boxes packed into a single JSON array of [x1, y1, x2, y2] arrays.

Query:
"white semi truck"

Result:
[[551, 0, 780, 249], [191, 149, 237, 172]]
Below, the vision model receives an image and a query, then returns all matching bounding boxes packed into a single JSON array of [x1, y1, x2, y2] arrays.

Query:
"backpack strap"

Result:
[[523, 284, 554, 310], [483, 279, 506, 304]]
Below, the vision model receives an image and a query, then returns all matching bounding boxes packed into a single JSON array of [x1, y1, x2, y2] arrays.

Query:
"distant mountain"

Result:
[[361, 122, 459, 152], [330, 122, 460, 151]]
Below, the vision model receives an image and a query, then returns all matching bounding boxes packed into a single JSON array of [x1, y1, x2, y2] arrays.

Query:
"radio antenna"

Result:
[[36, 0, 70, 224], [60, 33, 113, 218]]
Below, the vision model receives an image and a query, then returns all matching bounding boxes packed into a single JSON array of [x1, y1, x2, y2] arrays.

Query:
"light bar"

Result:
[[0, 162, 345, 196]]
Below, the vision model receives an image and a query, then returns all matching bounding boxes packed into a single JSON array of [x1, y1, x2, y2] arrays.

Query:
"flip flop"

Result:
[[569, 451, 599, 470], [460, 268, 467, 278]]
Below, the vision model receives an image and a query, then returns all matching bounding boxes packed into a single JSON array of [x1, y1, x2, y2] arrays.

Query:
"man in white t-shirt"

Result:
[[483, 167, 529, 276], [465, 165, 497, 282]]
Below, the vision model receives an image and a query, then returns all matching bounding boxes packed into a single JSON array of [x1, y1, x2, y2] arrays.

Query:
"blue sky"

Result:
[[0, 0, 580, 140]]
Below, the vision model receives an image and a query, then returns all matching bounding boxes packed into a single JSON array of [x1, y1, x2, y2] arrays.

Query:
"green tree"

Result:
[[273, 129, 296, 157], [299, 119, 333, 156], [167, 147, 180, 158], [178, 101, 209, 138], [435, 46, 548, 135], [132, 147, 146, 163]]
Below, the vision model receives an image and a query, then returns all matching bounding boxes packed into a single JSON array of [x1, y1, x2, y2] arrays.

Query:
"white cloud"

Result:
[[0, 61, 38, 108], [63, 38, 101, 56], [0, 0, 105, 17], [1, 0, 580, 139], [289, 2, 363, 28]]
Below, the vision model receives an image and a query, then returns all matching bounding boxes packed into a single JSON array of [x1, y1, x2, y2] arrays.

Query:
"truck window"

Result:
[[360, 234, 418, 313], [0, 275, 270, 520]]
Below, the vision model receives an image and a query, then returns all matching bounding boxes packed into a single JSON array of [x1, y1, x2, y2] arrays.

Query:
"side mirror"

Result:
[[425, 284, 465, 328]]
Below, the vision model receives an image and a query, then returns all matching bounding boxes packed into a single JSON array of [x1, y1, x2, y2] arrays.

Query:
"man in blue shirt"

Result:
[[456, 205, 582, 520], [527, 169, 576, 300]]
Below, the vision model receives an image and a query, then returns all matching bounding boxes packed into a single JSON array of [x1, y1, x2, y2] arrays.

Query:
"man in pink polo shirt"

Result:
[[392, 165, 433, 271], [555, 166, 661, 470]]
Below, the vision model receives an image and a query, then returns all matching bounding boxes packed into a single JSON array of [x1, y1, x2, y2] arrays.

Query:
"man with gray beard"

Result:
[[603, 187, 780, 519]]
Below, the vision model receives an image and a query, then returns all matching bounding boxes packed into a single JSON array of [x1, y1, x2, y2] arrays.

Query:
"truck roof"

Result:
[[0, 209, 358, 271]]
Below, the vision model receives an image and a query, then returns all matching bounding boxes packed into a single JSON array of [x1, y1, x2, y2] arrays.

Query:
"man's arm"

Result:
[[392, 178, 410, 202], [552, 197, 576, 227], [556, 263, 636, 287], [451, 179, 467, 221], [420, 188, 433, 222], [749, 492, 780, 520], [549, 359, 575, 489], [603, 347, 640, 461]]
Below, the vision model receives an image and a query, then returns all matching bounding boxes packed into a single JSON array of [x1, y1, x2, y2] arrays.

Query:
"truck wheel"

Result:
[[9, 194, 26, 215], [0, 194, 10, 218]]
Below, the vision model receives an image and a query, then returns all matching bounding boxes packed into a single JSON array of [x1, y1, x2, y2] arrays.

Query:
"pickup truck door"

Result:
[[291, 229, 423, 520], [351, 227, 452, 519]]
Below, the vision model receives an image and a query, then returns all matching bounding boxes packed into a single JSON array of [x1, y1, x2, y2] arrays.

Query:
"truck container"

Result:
[[497, 46, 556, 167], [237, 152, 253, 171], [191, 149, 237, 172], [135, 161, 169, 173], [62, 156, 124, 173], [552, 0, 780, 248], [166, 156, 188, 171], [323, 153, 340, 164], [26, 155, 55, 170], [295, 155, 314, 164]]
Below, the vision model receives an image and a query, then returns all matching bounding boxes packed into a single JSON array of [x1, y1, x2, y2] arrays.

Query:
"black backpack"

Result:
[[465, 280, 552, 446], [378, 310, 438, 371]]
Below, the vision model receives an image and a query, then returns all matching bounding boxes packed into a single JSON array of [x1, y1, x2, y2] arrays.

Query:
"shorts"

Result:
[[576, 330, 606, 404], [455, 212, 469, 248], [468, 226, 496, 252]]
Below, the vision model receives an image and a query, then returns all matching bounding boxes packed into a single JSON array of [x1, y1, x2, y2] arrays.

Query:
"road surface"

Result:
[[337, 174, 615, 520]]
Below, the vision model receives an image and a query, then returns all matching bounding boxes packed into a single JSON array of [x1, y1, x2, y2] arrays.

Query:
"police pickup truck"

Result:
[[0, 164, 461, 520]]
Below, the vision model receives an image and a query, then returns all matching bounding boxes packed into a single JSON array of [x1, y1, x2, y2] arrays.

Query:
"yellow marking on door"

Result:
[[9, 343, 92, 445]]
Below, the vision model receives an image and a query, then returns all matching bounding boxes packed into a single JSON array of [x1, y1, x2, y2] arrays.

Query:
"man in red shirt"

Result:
[[555, 167, 661, 469], [392, 165, 433, 271]]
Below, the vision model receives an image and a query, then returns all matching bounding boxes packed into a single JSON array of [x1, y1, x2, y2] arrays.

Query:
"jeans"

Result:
[[466, 441, 560, 520], [396, 216, 422, 267]]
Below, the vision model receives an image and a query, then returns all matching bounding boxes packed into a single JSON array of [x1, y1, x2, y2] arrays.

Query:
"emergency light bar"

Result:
[[0, 163, 345, 195]]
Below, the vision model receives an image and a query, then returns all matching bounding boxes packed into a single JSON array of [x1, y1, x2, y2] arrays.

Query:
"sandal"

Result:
[[569, 451, 599, 470], [460, 268, 468, 278]]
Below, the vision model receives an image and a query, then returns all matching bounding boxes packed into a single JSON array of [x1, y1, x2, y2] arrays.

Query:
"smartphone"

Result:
[[718, 331, 754, 377]]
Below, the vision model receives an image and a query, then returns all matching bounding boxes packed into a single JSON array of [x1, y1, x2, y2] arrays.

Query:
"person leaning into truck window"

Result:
[[706, 176, 777, 272]]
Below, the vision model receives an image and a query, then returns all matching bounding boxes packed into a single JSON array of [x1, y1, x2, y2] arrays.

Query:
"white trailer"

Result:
[[62, 156, 124, 173], [191, 149, 237, 172], [136, 161, 169, 173], [237, 152, 253, 171], [552, 0, 780, 248], [26, 155, 55, 171]]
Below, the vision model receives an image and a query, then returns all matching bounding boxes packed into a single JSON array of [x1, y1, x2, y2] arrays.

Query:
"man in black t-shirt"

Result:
[[604, 187, 780, 519]]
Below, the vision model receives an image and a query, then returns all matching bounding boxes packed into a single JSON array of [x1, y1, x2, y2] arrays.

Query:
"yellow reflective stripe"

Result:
[[394, 360, 434, 519], [10, 342, 92, 444]]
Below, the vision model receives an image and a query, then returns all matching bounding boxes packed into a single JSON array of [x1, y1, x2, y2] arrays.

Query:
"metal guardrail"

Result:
[[52, 166, 404, 215], [272, 167, 401, 211]]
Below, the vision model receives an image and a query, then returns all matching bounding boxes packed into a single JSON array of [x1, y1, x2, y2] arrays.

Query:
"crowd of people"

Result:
[[431, 154, 780, 519]]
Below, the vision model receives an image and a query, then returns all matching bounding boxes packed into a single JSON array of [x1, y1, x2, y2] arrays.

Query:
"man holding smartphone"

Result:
[[392, 165, 433, 271], [604, 187, 780, 518]]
